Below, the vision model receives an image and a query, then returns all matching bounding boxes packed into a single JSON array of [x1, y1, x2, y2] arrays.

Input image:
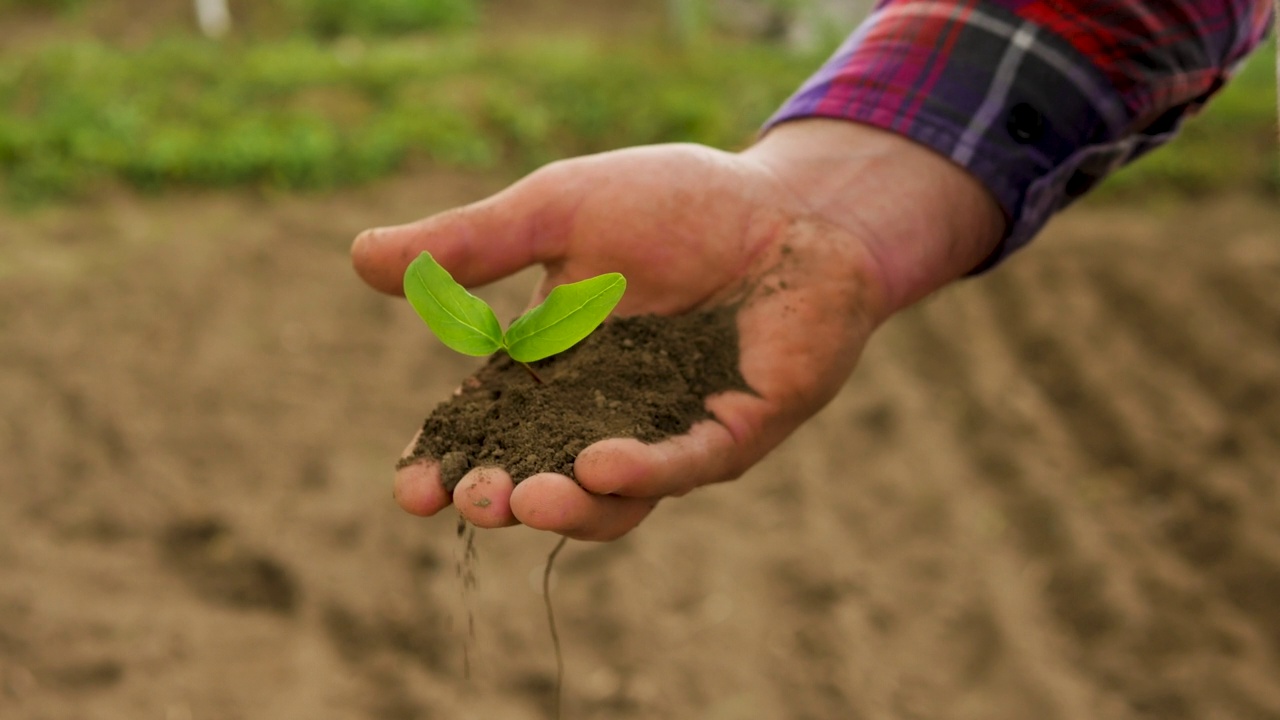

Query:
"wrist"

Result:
[[741, 119, 1006, 317]]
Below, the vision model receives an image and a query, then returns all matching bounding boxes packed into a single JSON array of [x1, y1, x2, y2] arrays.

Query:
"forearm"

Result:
[[766, 0, 1275, 268]]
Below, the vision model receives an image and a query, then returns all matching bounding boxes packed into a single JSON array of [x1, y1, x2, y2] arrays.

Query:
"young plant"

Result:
[[403, 251, 626, 381]]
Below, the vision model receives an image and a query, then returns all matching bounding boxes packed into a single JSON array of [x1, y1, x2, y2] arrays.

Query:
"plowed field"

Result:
[[3, 176, 1279, 719]]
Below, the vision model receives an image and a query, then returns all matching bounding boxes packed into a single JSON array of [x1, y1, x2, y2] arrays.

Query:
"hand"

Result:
[[352, 119, 1004, 541]]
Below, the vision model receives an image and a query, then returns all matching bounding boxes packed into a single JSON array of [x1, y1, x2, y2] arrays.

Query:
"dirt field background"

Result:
[[2, 2, 1280, 717], [3, 163, 1280, 719]]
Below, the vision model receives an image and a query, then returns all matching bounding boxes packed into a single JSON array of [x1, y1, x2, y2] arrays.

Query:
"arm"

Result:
[[769, 0, 1274, 268], [353, 0, 1274, 541]]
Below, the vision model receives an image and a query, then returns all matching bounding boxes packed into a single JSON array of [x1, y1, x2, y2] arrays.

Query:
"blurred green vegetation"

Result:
[[0, 0, 86, 10], [1101, 38, 1278, 199], [0, 1, 1273, 205], [0, 34, 815, 203], [287, 0, 478, 38]]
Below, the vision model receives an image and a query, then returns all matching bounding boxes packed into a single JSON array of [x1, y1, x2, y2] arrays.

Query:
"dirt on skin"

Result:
[[4, 173, 1280, 720], [399, 309, 748, 489]]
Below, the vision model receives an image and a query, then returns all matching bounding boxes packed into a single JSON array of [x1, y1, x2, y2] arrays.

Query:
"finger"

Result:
[[351, 164, 579, 295], [510, 473, 658, 542], [453, 467, 519, 529], [393, 460, 452, 517], [574, 391, 773, 499]]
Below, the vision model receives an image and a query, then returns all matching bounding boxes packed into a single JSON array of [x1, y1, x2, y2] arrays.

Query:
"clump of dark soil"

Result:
[[398, 308, 749, 490]]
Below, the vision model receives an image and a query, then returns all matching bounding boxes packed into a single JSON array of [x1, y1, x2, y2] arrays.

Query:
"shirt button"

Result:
[[1006, 102, 1044, 144]]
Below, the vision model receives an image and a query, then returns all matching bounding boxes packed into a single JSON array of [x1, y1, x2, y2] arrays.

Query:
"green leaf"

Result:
[[403, 251, 504, 356], [504, 272, 626, 362]]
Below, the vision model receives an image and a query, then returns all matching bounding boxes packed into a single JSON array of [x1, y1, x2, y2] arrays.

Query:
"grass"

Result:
[[1099, 38, 1278, 198], [0, 23, 1273, 206], [0, 34, 814, 203], [0, 0, 85, 10], [286, 0, 478, 38]]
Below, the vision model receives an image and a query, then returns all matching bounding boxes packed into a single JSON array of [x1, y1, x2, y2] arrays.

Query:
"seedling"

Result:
[[404, 251, 626, 382]]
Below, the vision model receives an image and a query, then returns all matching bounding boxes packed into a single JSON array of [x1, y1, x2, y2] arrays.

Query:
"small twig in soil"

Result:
[[544, 535, 569, 719]]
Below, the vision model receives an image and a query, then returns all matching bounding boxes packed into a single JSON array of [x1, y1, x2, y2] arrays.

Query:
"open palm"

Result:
[[353, 122, 1003, 540]]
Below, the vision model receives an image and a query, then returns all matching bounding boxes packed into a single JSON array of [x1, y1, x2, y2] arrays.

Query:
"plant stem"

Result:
[[519, 361, 544, 384]]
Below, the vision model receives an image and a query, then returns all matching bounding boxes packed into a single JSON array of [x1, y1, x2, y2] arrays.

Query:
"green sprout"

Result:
[[403, 251, 626, 382]]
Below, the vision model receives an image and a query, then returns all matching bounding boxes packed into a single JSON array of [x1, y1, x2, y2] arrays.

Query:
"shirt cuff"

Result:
[[764, 3, 1141, 270]]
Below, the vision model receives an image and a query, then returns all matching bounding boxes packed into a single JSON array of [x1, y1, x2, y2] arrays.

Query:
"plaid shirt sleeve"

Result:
[[766, 0, 1275, 269]]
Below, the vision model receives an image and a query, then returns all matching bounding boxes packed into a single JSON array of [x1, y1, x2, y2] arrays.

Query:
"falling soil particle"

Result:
[[398, 308, 749, 491]]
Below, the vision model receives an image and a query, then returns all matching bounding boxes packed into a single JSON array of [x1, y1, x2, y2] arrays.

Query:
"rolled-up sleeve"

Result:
[[766, 0, 1275, 269]]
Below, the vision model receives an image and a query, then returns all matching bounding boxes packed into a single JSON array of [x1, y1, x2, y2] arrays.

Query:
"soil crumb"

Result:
[[398, 308, 749, 490]]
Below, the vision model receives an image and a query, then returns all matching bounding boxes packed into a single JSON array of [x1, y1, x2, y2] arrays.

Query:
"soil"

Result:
[[4, 174, 1280, 720], [399, 309, 748, 489]]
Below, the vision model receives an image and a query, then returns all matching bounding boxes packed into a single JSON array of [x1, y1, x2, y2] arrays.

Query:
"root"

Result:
[[543, 535, 569, 719]]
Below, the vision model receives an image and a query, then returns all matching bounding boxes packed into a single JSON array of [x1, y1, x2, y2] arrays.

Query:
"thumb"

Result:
[[351, 165, 577, 295]]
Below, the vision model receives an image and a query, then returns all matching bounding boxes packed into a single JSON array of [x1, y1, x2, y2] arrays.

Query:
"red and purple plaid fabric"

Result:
[[768, 0, 1275, 268]]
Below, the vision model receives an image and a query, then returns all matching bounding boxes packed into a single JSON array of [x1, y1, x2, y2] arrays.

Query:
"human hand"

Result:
[[352, 119, 1004, 541]]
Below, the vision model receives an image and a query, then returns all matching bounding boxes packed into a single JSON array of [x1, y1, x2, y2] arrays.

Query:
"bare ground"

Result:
[[2, 176, 1279, 720]]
